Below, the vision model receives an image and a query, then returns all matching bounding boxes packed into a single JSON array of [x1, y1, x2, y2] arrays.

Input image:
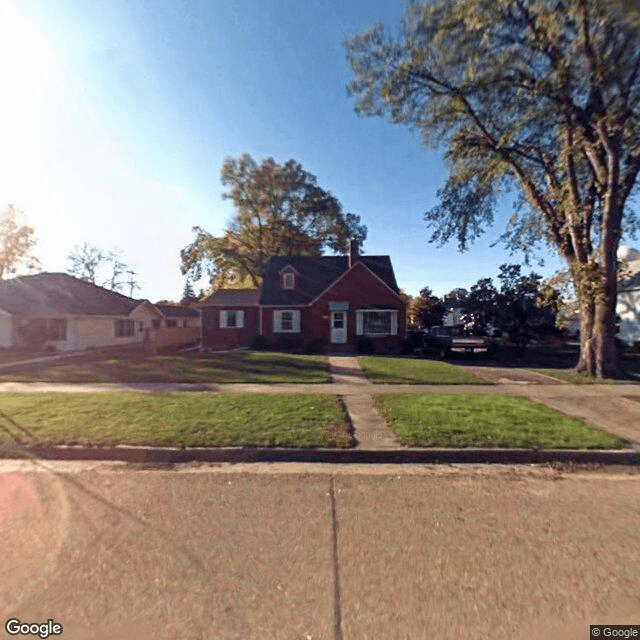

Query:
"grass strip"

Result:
[[0, 351, 330, 384], [373, 394, 627, 449], [530, 368, 640, 384], [358, 356, 491, 385], [0, 393, 352, 449]]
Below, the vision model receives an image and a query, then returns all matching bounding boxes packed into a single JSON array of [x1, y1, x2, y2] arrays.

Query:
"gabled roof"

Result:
[[260, 255, 399, 306], [154, 304, 200, 318], [0, 272, 143, 317], [200, 289, 262, 307]]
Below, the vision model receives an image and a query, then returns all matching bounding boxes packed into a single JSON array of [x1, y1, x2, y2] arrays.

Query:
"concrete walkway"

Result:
[[327, 356, 398, 450], [2, 362, 640, 450]]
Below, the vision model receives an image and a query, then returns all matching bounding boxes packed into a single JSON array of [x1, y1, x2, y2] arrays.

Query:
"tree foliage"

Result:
[[181, 280, 198, 304], [463, 265, 562, 346], [0, 205, 40, 279], [346, 0, 640, 377], [410, 286, 447, 329], [181, 154, 367, 288], [67, 242, 139, 295]]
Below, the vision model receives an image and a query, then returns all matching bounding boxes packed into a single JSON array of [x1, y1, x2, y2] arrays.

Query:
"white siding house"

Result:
[[618, 246, 640, 347], [0, 273, 200, 352]]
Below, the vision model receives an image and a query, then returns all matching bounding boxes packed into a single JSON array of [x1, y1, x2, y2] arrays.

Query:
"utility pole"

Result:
[[126, 270, 139, 298]]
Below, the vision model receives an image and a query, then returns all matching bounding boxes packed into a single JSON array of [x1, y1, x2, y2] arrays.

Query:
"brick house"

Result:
[[200, 243, 406, 353]]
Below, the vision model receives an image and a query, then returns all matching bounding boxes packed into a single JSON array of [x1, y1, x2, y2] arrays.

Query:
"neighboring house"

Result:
[[617, 246, 640, 347], [200, 242, 406, 354], [0, 273, 200, 352], [550, 246, 640, 346], [442, 298, 466, 327]]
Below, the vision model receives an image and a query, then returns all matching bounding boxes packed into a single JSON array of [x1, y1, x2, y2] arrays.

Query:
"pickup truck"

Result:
[[422, 325, 493, 359]]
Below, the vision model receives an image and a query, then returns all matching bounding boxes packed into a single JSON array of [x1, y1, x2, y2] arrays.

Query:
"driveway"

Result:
[[1, 462, 639, 640]]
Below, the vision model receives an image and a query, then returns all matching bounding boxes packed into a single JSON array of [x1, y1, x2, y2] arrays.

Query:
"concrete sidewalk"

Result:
[[2, 359, 640, 454]]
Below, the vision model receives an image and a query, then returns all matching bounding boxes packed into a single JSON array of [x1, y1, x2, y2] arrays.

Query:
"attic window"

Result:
[[283, 272, 294, 289]]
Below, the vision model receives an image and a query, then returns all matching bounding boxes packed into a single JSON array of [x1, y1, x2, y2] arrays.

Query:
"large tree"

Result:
[[346, 0, 640, 378], [0, 205, 40, 279], [181, 154, 367, 288]]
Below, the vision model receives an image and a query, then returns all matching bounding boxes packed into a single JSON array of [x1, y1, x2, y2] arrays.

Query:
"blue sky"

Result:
[[1, 0, 565, 302]]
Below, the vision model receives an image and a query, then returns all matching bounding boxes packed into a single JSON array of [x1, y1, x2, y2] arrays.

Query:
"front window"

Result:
[[281, 311, 294, 330], [220, 310, 244, 328], [274, 310, 300, 333], [115, 319, 135, 337], [363, 312, 390, 334], [356, 310, 398, 336]]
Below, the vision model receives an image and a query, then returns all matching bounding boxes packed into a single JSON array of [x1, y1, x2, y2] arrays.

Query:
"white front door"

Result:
[[330, 311, 347, 344]]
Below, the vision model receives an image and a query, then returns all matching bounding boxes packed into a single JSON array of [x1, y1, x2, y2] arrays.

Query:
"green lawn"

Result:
[[0, 351, 330, 384], [530, 368, 640, 384], [358, 356, 491, 384], [374, 394, 627, 449], [0, 393, 352, 448], [484, 341, 640, 384]]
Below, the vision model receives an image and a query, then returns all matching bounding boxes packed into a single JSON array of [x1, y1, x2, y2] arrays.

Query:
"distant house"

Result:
[[617, 246, 640, 347], [441, 298, 466, 327], [200, 242, 406, 353], [0, 272, 200, 352]]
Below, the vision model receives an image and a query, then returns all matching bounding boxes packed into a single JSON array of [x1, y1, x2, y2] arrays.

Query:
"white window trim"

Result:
[[283, 272, 295, 290], [273, 309, 300, 333], [220, 310, 245, 329], [356, 310, 398, 337]]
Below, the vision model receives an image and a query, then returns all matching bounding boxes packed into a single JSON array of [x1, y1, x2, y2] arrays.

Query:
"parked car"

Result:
[[423, 325, 493, 359]]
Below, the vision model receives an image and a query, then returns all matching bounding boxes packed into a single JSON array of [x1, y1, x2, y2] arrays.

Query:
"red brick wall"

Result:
[[314, 262, 406, 353], [261, 263, 406, 353], [201, 307, 260, 350]]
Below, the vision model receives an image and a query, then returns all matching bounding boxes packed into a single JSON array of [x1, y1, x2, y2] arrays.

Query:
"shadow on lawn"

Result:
[[0, 350, 331, 383], [454, 342, 640, 380]]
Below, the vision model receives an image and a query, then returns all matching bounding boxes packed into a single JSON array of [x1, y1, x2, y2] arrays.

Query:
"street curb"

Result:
[[2, 444, 639, 466]]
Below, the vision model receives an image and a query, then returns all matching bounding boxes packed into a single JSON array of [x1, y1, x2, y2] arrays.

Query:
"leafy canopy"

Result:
[[0, 205, 40, 280], [181, 154, 367, 288], [345, 0, 640, 259]]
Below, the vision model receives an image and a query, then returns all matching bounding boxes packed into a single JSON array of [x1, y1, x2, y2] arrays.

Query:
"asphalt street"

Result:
[[2, 461, 640, 640]]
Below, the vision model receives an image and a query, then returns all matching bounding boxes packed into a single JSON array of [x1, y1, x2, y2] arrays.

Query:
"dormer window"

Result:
[[283, 272, 294, 290]]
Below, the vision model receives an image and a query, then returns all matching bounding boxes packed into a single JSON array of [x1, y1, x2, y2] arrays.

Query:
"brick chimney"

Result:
[[348, 239, 359, 268]]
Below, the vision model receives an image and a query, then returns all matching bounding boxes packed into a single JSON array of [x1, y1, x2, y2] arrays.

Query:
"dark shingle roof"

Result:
[[200, 289, 262, 307], [260, 255, 399, 306], [154, 304, 200, 318], [0, 273, 142, 317]]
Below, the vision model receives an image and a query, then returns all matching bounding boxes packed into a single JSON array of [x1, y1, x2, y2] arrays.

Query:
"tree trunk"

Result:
[[574, 264, 624, 379]]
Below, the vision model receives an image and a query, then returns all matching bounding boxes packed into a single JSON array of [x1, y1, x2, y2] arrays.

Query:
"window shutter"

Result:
[[390, 311, 398, 336], [356, 311, 363, 336], [237, 310, 245, 328], [220, 311, 228, 328], [292, 310, 300, 332], [273, 311, 281, 332]]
